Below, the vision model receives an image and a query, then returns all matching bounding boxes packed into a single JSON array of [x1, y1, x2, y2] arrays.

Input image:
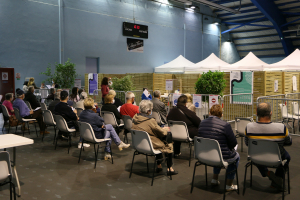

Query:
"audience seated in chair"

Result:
[[13, 90, 48, 134], [46, 88, 56, 101], [167, 95, 201, 157], [48, 90, 61, 113], [185, 93, 196, 113], [79, 97, 130, 160], [141, 88, 152, 100], [108, 90, 123, 109], [54, 91, 89, 148], [198, 104, 239, 191], [3, 93, 15, 116], [69, 87, 80, 103], [76, 92, 88, 110], [102, 94, 122, 125], [151, 90, 167, 124], [24, 86, 40, 109], [120, 92, 139, 118], [245, 102, 292, 190], [22, 81, 29, 93], [132, 100, 178, 175]]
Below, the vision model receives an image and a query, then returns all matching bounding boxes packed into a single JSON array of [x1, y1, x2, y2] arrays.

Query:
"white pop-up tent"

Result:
[[264, 49, 300, 71], [155, 55, 194, 73], [184, 53, 229, 72], [221, 52, 269, 71]]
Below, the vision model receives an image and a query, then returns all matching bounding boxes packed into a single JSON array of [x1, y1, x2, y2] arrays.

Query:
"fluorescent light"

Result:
[[190, 5, 195, 9], [186, 8, 195, 12], [213, 22, 220, 25], [194, 0, 241, 14]]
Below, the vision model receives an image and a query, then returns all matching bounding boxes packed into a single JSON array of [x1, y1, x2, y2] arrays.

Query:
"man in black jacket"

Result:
[[24, 86, 40, 109], [54, 91, 90, 148], [167, 95, 201, 156], [48, 91, 61, 113]]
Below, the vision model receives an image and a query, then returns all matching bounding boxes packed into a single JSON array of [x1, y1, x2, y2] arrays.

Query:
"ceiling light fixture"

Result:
[[190, 5, 195, 9], [213, 22, 220, 25], [194, 0, 241, 14]]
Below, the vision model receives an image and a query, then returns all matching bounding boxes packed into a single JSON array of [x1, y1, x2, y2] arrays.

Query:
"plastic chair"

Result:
[[129, 129, 172, 186], [191, 137, 239, 200], [77, 121, 112, 168], [40, 103, 47, 111], [279, 104, 298, 134], [291, 102, 300, 116], [53, 115, 76, 154], [1, 105, 12, 133], [42, 110, 56, 143], [235, 117, 253, 152], [122, 115, 132, 143], [13, 107, 38, 137], [168, 120, 193, 166], [101, 111, 124, 135], [76, 108, 83, 117], [243, 139, 290, 199], [24, 101, 32, 110], [151, 111, 163, 126], [0, 151, 16, 200]]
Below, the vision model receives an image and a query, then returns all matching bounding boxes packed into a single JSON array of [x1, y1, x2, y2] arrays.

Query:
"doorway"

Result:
[[86, 57, 99, 74], [0, 68, 15, 102]]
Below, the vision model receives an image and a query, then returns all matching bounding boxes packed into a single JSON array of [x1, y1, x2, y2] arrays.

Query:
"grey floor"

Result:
[[0, 113, 299, 200]]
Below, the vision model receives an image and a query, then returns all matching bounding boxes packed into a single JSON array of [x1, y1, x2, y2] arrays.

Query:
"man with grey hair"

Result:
[[48, 90, 61, 113], [24, 86, 40, 109], [245, 102, 292, 190], [120, 92, 139, 118], [151, 90, 167, 124]]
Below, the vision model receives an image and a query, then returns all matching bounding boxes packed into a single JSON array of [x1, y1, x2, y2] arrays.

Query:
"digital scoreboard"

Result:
[[123, 22, 148, 39]]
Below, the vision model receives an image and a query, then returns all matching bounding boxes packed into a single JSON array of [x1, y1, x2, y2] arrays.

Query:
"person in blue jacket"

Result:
[[141, 88, 152, 100]]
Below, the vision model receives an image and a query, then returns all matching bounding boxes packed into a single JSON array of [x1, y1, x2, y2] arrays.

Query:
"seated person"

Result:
[[132, 100, 177, 175], [141, 88, 152, 100], [78, 88, 83, 97], [24, 86, 40, 109], [76, 92, 88, 110], [79, 98, 130, 160], [54, 91, 89, 148], [167, 95, 201, 157], [3, 93, 15, 116], [120, 92, 139, 118], [13, 90, 48, 134], [48, 90, 61, 113], [22, 81, 28, 93], [108, 90, 123, 108], [69, 87, 80, 102], [245, 102, 292, 190], [198, 104, 239, 191], [185, 93, 196, 113], [102, 94, 122, 125], [46, 88, 56, 100], [40, 82, 46, 89], [151, 90, 167, 124]]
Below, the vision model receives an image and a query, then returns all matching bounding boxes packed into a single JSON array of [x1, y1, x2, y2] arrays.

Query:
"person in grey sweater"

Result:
[[151, 90, 167, 124]]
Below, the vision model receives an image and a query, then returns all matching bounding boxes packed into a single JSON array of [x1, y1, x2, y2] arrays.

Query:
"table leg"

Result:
[[12, 147, 21, 197]]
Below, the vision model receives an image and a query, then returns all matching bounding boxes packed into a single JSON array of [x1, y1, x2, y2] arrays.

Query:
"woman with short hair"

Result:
[[198, 104, 239, 191], [101, 94, 122, 125], [79, 98, 130, 160], [108, 90, 123, 108], [2, 93, 15, 116], [132, 100, 178, 175]]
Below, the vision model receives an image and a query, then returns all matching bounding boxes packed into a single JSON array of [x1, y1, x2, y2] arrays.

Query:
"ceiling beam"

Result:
[[222, 17, 266, 34], [238, 48, 283, 52], [251, 0, 294, 56], [233, 34, 279, 40], [231, 28, 274, 34], [235, 41, 281, 46], [218, 8, 259, 18]]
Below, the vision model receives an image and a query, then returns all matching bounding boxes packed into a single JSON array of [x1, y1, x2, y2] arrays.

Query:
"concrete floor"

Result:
[[0, 113, 299, 200]]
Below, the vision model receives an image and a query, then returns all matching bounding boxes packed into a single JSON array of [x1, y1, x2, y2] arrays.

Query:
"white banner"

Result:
[[293, 76, 297, 91], [274, 80, 278, 92], [209, 95, 218, 108], [172, 93, 181, 106], [193, 94, 202, 108]]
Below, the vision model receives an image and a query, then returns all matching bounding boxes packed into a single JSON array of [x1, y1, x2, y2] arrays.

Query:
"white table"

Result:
[[0, 134, 34, 196]]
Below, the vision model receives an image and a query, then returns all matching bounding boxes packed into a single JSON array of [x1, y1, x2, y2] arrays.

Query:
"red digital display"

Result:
[[134, 25, 140, 29]]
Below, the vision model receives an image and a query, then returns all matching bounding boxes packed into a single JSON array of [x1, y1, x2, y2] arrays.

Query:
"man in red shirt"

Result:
[[120, 92, 139, 118]]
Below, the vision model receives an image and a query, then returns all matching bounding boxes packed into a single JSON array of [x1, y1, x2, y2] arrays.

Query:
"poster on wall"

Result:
[[209, 95, 218, 108], [293, 76, 297, 91], [172, 93, 181, 106], [193, 94, 202, 108], [88, 73, 98, 95], [16, 73, 21, 80], [127, 38, 143, 53], [2, 72, 8, 80], [74, 79, 81, 88], [166, 79, 173, 91], [274, 80, 278, 92], [230, 71, 253, 105]]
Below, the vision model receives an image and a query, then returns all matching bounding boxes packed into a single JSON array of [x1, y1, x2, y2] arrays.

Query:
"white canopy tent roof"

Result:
[[184, 53, 229, 72], [221, 52, 269, 71], [264, 49, 300, 71], [154, 55, 194, 73]]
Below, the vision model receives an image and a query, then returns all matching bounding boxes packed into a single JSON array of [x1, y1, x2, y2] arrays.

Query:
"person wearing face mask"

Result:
[[120, 92, 139, 118], [108, 90, 123, 108], [167, 95, 201, 158], [102, 94, 122, 125], [52, 79, 59, 88]]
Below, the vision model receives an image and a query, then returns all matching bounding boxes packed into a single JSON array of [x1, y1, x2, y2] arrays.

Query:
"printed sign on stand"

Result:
[[2, 72, 8, 80], [293, 76, 297, 91], [193, 94, 202, 108], [166, 79, 173, 91], [209, 95, 218, 108], [172, 93, 181, 106], [274, 80, 278, 92], [88, 73, 98, 95], [74, 79, 81, 88]]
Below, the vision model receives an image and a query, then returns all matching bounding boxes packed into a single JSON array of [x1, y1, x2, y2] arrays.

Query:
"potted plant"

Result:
[[111, 75, 135, 103]]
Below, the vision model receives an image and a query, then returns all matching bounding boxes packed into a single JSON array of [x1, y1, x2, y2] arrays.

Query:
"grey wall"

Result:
[[0, 0, 239, 89]]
